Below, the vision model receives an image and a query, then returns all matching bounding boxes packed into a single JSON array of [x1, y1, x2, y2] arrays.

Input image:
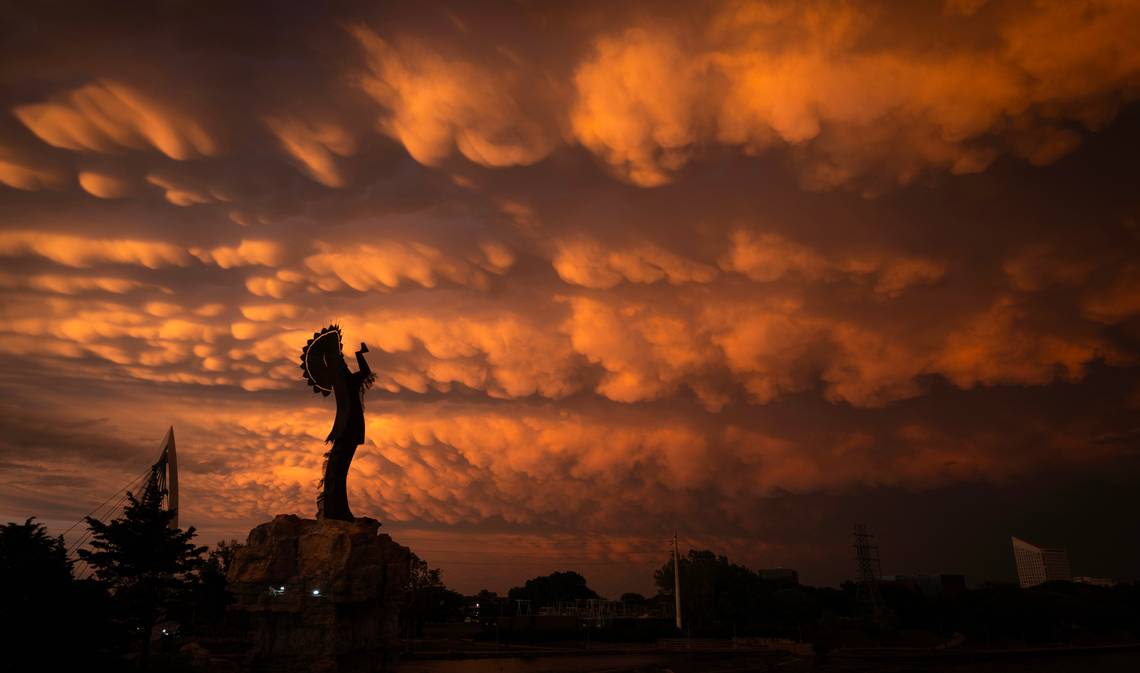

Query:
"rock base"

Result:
[[227, 515, 410, 673]]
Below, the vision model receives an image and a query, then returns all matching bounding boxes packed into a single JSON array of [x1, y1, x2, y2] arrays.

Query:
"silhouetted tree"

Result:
[[409, 551, 443, 592], [79, 483, 205, 669], [655, 549, 759, 633], [1, 518, 72, 654], [1, 516, 71, 588], [507, 570, 600, 607], [402, 552, 464, 637], [654, 549, 839, 638], [0, 518, 122, 668], [175, 539, 243, 633]]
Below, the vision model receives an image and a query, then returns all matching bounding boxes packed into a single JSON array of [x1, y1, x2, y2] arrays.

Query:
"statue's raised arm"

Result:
[[354, 342, 372, 384]]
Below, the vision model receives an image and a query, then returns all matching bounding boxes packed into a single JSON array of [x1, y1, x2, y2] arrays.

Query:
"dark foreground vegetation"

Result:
[[652, 552, 1140, 652], [652, 550, 1140, 651], [2, 495, 1139, 671], [445, 550, 1140, 651]]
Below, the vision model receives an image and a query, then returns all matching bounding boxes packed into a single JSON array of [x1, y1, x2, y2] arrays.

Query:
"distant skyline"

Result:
[[1, 1, 1139, 598]]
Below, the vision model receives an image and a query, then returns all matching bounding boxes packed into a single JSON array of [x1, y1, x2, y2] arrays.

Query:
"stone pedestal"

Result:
[[227, 515, 410, 673]]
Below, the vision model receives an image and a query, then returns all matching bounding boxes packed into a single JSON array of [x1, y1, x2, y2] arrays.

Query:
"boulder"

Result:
[[227, 515, 410, 672]]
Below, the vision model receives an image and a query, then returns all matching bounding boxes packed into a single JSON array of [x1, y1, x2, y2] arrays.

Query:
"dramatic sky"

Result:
[[2, 0, 1139, 596]]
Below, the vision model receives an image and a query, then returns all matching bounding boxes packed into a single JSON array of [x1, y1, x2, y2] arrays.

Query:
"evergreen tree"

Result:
[[79, 480, 205, 669], [180, 539, 242, 632], [0, 518, 73, 656], [0, 516, 72, 590], [0, 517, 122, 670]]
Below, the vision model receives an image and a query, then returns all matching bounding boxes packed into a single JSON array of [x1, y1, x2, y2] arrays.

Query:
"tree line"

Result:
[[407, 547, 1140, 649], [5, 487, 1140, 669], [0, 480, 237, 671]]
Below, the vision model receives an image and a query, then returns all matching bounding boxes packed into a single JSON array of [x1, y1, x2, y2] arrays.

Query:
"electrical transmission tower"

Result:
[[672, 530, 683, 631], [852, 523, 884, 621]]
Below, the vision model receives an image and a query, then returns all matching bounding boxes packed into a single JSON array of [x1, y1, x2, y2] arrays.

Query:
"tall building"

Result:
[[1011, 536, 1072, 588]]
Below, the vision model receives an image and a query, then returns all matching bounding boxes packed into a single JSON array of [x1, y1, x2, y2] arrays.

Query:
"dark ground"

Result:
[[396, 648, 1140, 673]]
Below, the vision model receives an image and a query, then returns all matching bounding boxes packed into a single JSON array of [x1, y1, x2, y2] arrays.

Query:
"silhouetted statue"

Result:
[[300, 325, 374, 521]]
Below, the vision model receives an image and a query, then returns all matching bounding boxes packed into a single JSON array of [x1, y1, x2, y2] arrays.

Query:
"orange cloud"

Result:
[[265, 116, 357, 187], [191, 240, 285, 268], [1082, 264, 1140, 324], [562, 296, 721, 405], [721, 229, 944, 296], [13, 81, 218, 159], [0, 272, 149, 295], [569, 0, 1140, 188], [3, 0, 1138, 594], [146, 173, 229, 206], [244, 270, 306, 299], [78, 170, 133, 198], [936, 296, 1126, 389], [719, 230, 828, 282], [553, 238, 718, 288], [301, 240, 512, 291], [0, 153, 63, 191], [351, 26, 556, 168], [0, 231, 190, 268]]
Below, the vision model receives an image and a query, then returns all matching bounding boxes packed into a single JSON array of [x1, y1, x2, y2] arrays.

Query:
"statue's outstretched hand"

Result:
[[359, 342, 369, 354]]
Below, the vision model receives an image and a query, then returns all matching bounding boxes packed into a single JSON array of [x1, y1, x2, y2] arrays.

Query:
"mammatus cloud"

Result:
[[553, 238, 719, 288], [0, 231, 190, 269], [1, 0, 1138, 592], [13, 81, 219, 160], [0, 152, 63, 191], [0, 224, 1131, 407], [4, 2, 1137, 194], [720, 230, 945, 296], [302, 240, 513, 292], [145, 173, 231, 207], [351, 26, 557, 168], [265, 117, 357, 188], [78, 171, 133, 199], [569, 0, 1140, 188], [191, 240, 285, 269]]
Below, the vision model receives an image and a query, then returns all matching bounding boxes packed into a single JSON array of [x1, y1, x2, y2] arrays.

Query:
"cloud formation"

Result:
[[14, 81, 219, 160], [570, 0, 1140, 188], [1, 0, 1138, 593], [352, 26, 557, 168]]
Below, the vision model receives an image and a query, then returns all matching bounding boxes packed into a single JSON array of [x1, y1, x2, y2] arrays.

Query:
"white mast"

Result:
[[162, 426, 178, 529]]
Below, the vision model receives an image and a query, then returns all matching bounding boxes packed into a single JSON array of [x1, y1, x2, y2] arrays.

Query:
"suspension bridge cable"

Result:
[[74, 470, 147, 535], [67, 489, 134, 556], [66, 469, 152, 557], [59, 465, 154, 539]]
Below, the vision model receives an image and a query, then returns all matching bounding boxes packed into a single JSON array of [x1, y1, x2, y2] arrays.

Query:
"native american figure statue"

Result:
[[300, 325, 374, 521]]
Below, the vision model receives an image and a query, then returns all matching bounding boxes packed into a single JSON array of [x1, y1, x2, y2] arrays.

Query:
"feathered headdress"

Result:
[[299, 324, 343, 397]]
